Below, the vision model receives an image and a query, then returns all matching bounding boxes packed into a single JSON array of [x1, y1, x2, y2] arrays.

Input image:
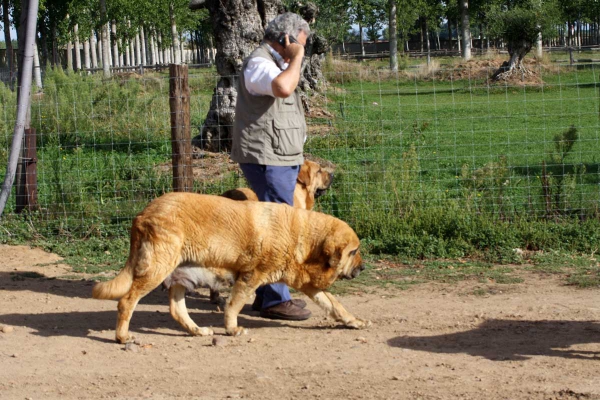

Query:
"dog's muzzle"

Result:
[[315, 173, 335, 198], [347, 262, 365, 279]]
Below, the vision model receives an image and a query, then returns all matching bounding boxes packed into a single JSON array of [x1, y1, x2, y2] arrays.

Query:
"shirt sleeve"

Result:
[[243, 57, 282, 97]]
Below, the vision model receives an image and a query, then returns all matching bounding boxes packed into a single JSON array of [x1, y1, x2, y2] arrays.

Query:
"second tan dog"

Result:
[[221, 159, 334, 209], [92, 193, 370, 342], [165, 159, 334, 304]]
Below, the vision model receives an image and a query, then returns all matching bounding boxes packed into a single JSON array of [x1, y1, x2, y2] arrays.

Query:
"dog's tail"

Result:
[[92, 223, 143, 300], [92, 261, 134, 300]]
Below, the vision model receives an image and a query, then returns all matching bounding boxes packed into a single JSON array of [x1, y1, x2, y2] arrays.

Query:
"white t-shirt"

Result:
[[244, 44, 289, 97]]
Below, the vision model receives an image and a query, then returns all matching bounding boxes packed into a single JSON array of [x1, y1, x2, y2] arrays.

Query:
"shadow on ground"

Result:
[[388, 319, 600, 361]]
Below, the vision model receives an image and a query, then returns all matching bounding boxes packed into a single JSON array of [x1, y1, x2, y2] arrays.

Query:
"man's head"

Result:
[[264, 12, 310, 58]]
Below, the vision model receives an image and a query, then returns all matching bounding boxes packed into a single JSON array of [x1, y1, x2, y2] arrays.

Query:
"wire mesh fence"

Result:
[[1, 57, 600, 249]]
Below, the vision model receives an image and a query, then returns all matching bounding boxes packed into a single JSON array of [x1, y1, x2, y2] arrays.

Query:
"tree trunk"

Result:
[[2, 0, 15, 90], [150, 31, 156, 64], [419, 19, 423, 53], [140, 27, 147, 65], [83, 38, 90, 71], [112, 21, 120, 68], [492, 39, 533, 81], [536, 30, 543, 59], [424, 18, 431, 66], [360, 23, 365, 56], [180, 33, 185, 62], [90, 30, 98, 68], [157, 31, 163, 64], [459, 0, 471, 60], [97, 31, 103, 66], [100, 0, 111, 78], [67, 40, 73, 71], [389, 0, 398, 72], [130, 34, 135, 65], [456, 18, 461, 53], [125, 39, 131, 66], [33, 41, 42, 91], [74, 23, 81, 71], [135, 28, 146, 65]]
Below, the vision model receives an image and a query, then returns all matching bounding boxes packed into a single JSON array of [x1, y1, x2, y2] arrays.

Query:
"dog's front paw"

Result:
[[192, 327, 214, 336], [226, 327, 248, 336], [116, 333, 135, 344], [345, 319, 372, 329]]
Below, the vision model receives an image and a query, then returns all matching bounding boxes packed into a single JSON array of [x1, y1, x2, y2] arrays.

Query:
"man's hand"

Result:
[[281, 34, 305, 62], [271, 32, 308, 98]]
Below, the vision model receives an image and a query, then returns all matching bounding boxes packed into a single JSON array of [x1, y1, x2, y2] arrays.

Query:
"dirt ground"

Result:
[[1, 244, 599, 400]]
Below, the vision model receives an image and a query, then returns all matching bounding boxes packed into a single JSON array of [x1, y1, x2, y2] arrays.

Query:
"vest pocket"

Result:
[[272, 118, 303, 156]]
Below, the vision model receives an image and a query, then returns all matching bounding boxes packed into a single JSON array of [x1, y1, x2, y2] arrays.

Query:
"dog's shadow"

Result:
[[0, 272, 289, 342], [0, 308, 287, 343], [388, 319, 600, 361], [0, 271, 202, 307]]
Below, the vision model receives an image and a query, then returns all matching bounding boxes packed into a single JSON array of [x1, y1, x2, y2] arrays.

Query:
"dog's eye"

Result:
[[348, 249, 358, 256]]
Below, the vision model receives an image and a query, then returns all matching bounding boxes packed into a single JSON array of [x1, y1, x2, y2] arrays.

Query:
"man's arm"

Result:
[[271, 36, 305, 98]]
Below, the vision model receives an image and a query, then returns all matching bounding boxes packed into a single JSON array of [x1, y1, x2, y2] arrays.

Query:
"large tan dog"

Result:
[[93, 193, 370, 343], [167, 158, 334, 304]]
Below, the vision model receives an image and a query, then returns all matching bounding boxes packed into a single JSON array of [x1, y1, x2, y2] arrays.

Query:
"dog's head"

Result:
[[297, 160, 334, 200], [322, 221, 365, 281]]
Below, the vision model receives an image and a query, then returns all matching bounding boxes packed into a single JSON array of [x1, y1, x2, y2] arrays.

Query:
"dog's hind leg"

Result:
[[169, 284, 214, 336], [115, 279, 161, 343], [115, 243, 182, 343], [304, 288, 371, 329]]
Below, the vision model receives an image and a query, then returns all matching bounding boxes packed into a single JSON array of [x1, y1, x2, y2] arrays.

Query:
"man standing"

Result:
[[230, 12, 311, 321]]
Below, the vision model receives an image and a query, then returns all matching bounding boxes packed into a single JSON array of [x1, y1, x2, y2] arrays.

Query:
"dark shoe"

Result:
[[259, 300, 311, 321], [251, 297, 307, 311]]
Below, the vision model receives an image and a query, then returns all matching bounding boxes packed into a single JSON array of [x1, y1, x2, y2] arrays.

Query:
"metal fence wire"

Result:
[[1, 58, 599, 237]]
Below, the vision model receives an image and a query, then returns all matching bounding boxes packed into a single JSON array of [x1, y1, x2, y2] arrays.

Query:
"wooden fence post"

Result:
[[15, 127, 38, 213], [169, 64, 194, 192]]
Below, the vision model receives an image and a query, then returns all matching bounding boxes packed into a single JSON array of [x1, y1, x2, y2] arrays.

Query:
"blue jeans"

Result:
[[239, 163, 300, 309]]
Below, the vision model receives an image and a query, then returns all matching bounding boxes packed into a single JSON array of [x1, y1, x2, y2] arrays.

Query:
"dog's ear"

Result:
[[297, 163, 311, 187], [323, 235, 342, 269]]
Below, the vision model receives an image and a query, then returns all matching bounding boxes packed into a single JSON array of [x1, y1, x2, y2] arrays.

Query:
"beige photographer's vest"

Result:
[[231, 44, 306, 166]]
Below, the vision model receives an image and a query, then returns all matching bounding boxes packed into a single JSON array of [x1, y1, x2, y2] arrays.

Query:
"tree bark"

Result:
[[83, 38, 91, 71], [149, 31, 156, 64], [536, 30, 543, 59], [170, 2, 181, 64], [456, 18, 461, 53], [125, 39, 131, 66], [33, 41, 42, 90], [492, 39, 533, 81], [459, 0, 471, 60], [100, 0, 111, 78], [140, 26, 147, 65], [135, 32, 141, 65], [424, 17, 431, 66], [111, 21, 120, 68], [90, 30, 98, 68], [360, 23, 365, 56], [74, 23, 81, 71], [67, 40, 73, 71], [389, 0, 398, 71]]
